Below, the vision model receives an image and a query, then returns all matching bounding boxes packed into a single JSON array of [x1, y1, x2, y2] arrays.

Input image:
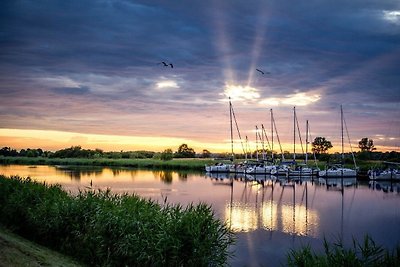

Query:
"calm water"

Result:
[[1, 165, 400, 266]]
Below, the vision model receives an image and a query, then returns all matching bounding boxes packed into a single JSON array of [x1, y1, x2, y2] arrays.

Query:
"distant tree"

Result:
[[312, 137, 333, 155], [201, 149, 211, 158], [175, 144, 196, 158], [358, 137, 376, 152], [0, 147, 18, 157], [160, 149, 173, 161]]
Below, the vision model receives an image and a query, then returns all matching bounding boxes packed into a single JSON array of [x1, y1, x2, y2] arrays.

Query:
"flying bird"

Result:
[[158, 62, 173, 68], [256, 68, 264, 74], [256, 68, 270, 75]]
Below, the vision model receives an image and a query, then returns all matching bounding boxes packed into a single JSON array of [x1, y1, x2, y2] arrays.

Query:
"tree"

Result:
[[175, 144, 196, 158], [201, 149, 211, 158], [358, 137, 376, 152], [312, 137, 333, 155], [160, 149, 173, 161]]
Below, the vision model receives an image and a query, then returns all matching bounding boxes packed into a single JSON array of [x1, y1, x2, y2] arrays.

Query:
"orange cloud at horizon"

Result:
[[0, 128, 397, 154], [0, 128, 230, 153]]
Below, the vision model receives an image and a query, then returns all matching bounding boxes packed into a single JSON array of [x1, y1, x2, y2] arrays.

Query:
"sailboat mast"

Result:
[[271, 109, 274, 161], [229, 98, 234, 161], [256, 125, 259, 161], [305, 120, 309, 164], [341, 105, 344, 165], [293, 106, 296, 162]]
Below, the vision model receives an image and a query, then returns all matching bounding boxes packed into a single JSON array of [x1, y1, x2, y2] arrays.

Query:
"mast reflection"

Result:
[[207, 173, 320, 237]]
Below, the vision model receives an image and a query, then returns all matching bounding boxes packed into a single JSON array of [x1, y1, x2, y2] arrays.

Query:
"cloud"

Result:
[[383, 10, 400, 24], [51, 86, 90, 95], [222, 84, 260, 102], [156, 80, 180, 90], [260, 92, 321, 107], [0, 0, 399, 151]]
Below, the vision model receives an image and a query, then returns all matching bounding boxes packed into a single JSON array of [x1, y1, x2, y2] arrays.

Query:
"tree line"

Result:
[[0, 144, 210, 160], [1, 137, 398, 161]]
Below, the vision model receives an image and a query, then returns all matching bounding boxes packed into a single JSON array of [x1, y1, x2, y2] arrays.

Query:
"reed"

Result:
[[287, 236, 400, 267], [0, 175, 234, 266]]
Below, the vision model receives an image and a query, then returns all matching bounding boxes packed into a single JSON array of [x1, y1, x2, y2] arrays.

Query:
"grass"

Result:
[[0, 226, 84, 267], [0, 175, 235, 266], [0, 156, 216, 171], [287, 236, 400, 267]]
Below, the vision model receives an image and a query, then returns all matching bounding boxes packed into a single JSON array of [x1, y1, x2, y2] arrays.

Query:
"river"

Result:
[[1, 164, 399, 266]]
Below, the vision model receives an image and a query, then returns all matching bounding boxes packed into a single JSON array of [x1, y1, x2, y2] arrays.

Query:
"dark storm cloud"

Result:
[[0, 0, 399, 147]]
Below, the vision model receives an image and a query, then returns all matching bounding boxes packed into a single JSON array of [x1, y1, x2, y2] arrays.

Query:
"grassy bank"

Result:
[[288, 236, 400, 267], [0, 175, 234, 266], [0, 226, 84, 267], [0, 156, 215, 171], [0, 156, 385, 171]]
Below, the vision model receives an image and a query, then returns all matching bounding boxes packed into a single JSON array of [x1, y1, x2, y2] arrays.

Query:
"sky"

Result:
[[0, 0, 399, 153]]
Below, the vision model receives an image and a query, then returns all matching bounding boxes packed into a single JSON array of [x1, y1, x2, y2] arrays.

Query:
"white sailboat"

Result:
[[205, 98, 235, 173], [288, 107, 314, 176], [318, 105, 357, 177], [368, 162, 400, 180], [206, 98, 247, 173]]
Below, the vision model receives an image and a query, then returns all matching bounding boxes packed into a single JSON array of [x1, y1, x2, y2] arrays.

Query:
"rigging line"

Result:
[[272, 113, 285, 160], [261, 124, 272, 152], [343, 116, 357, 169], [307, 124, 319, 169], [295, 111, 305, 156], [231, 104, 247, 155], [257, 126, 266, 160]]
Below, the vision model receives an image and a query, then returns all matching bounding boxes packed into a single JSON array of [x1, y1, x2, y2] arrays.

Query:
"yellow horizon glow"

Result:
[[0, 128, 229, 153], [0, 128, 397, 154]]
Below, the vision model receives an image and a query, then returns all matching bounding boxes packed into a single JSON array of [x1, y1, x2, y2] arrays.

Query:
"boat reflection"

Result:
[[205, 173, 320, 237], [369, 180, 400, 193], [318, 177, 357, 188]]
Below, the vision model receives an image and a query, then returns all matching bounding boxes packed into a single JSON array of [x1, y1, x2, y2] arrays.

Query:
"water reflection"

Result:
[[369, 180, 400, 193], [222, 177, 320, 237], [54, 165, 103, 181]]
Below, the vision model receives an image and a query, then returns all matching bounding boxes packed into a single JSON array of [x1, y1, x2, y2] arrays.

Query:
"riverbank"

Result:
[[0, 156, 215, 171], [0, 156, 386, 173], [0, 226, 84, 267]]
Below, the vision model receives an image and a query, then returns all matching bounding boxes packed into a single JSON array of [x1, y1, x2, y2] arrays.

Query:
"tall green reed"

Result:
[[0, 175, 235, 266]]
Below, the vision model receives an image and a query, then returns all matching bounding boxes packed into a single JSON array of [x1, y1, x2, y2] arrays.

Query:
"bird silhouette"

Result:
[[158, 62, 173, 68], [256, 68, 270, 75], [158, 61, 169, 67]]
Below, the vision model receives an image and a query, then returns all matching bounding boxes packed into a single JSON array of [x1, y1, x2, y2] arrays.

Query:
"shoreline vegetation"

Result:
[[0, 155, 395, 175], [0, 156, 215, 171], [288, 236, 400, 267], [0, 175, 234, 266], [1, 145, 399, 173]]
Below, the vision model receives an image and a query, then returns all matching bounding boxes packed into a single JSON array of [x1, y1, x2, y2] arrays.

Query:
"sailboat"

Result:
[[206, 98, 247, 173], [318, 105, 357, 177], [205, 98, 235, 173], [288, 107, 314, 177], [246, 125, 276, 174], [368, 161, 400, 180]]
